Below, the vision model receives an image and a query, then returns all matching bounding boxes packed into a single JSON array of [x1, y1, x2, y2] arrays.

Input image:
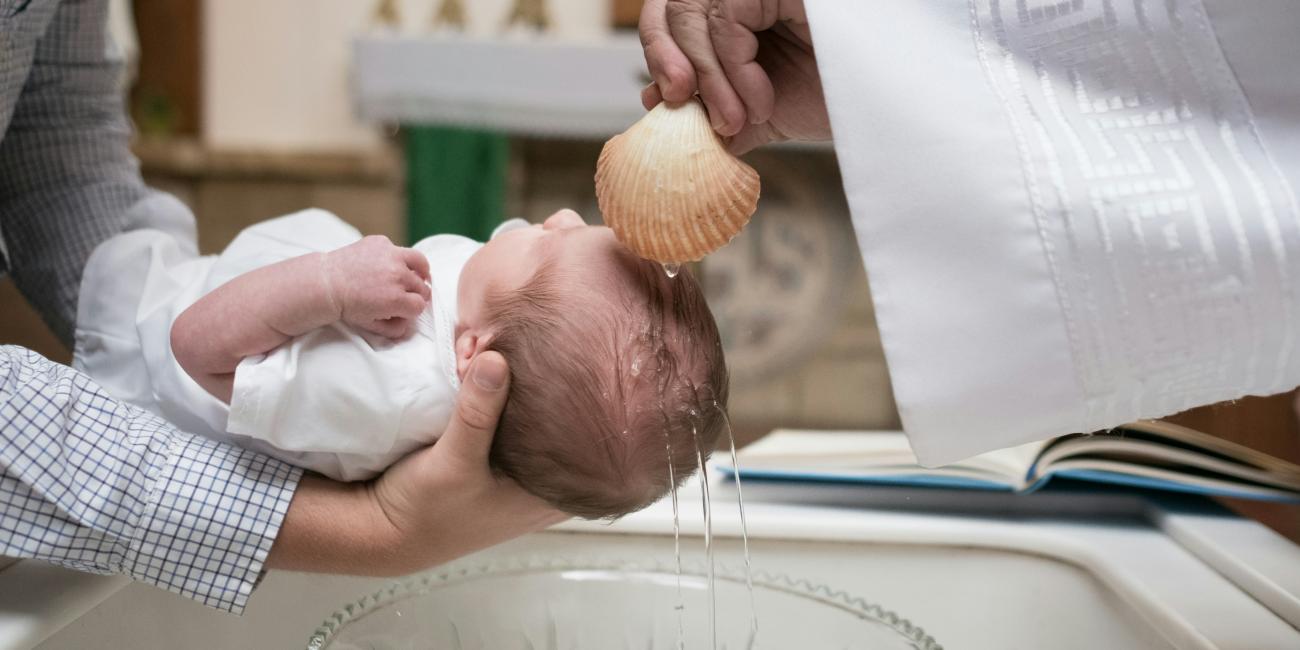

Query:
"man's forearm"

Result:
[[171, 253, 340, 402], [0, 346, 301, 613], [266, 474, 410, 576]]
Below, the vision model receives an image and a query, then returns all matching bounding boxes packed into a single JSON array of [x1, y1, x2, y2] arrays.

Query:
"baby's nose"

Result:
[[543, 209, 585, 230]]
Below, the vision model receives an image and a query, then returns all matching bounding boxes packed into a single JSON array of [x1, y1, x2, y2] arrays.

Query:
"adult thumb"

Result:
[[440, 351, 510, 464]]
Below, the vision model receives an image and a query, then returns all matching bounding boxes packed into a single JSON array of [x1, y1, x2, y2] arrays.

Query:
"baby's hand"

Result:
[[324, 236, 432, 339]]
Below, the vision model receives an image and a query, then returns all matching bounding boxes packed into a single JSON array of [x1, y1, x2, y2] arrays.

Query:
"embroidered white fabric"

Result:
[[807, 0, 1300, 465]]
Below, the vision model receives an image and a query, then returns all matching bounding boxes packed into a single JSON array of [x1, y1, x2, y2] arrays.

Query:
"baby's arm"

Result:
[[172, 235, 432, 402]]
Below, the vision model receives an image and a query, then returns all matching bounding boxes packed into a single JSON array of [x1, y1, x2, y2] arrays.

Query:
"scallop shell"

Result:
[[595, 99, 760, 263]]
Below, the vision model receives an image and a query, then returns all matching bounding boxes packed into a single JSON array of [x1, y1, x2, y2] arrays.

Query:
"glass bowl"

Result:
[[307, 556, 943, 649]]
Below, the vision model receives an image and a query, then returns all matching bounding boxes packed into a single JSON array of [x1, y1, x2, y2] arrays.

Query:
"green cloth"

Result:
[[405, 126, 509, 242]]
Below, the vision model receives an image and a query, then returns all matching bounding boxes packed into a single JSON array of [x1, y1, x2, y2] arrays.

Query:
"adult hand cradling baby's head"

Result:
[[366, 352, 568, 574]]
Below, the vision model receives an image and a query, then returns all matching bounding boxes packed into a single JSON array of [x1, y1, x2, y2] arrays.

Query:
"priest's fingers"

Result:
[[641, 82, 664, 111], [709, 0, 776, 125], [640, 0, 697, 104], [727, 122, 782, 156], [663, 0, 747, 135]]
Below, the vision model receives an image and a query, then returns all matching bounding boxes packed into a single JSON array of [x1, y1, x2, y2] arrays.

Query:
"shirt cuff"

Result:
[[123, 429, 303, 614]]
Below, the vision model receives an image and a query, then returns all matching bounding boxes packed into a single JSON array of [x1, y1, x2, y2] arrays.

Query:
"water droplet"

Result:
[[718, 400, 759, 647], [664, 428, 685, 650], [663, 262, 681, 278], [690, 422, 717, 650]]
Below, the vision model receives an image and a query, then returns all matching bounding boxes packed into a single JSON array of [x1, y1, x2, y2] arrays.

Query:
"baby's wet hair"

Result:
[[484, 245, 728, 520]]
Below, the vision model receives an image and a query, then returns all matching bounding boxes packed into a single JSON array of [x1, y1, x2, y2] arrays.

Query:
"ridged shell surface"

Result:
[[595, 99, 760, 263]]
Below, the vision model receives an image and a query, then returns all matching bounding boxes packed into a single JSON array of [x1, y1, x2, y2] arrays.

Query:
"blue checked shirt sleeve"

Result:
[[0, 346, 303, 613]]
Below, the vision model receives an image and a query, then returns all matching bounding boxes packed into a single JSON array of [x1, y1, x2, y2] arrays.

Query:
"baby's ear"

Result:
[[454, 329, 496, 383]]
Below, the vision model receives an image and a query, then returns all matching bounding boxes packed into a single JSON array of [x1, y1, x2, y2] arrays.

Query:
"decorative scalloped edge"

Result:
[[306, 555, 944, 650]]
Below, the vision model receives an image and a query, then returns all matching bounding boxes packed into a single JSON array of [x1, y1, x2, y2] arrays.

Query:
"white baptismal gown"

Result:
[[74, 208, 527, 481]]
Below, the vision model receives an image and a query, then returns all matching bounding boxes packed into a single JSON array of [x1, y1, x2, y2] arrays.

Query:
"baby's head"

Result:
[[455, 210, 728, 519]]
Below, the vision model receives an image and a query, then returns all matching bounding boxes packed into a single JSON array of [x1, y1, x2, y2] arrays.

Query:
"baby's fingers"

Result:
[[401, 248, 431, 282], [400, 269, 432, 304], [395, 292, 428, 319], [368, 316, 414, 340]]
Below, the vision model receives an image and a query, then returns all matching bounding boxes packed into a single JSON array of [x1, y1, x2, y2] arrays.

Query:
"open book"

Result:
[[719, 421, 1300, 502]]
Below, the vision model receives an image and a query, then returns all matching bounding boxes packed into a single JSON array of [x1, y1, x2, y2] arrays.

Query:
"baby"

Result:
[[74, 208, 728, 520]]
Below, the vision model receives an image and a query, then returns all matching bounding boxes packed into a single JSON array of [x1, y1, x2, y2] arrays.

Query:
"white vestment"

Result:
[[805, 0, 1300, 465]]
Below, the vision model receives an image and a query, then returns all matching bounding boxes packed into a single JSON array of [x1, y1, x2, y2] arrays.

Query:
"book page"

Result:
[[1035, 437, 1300, 492], [1047, 459, 1300, 502], [730, 430, 1048, 488], [1123, 420, 1300, 478]]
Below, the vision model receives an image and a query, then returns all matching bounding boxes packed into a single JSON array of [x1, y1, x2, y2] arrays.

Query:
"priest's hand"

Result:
[[639, 0, 830, 154]]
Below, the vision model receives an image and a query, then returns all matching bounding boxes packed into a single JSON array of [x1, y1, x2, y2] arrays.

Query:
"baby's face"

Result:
[[456, 209, 624, 340]]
